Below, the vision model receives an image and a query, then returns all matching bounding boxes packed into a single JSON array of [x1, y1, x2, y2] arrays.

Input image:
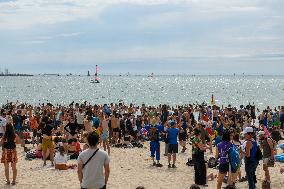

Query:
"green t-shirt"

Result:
[[192, 137, 201, 154]]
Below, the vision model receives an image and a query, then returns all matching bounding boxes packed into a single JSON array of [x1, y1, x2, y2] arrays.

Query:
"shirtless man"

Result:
[[84, 116, 93, 133], [101, 114, 110, 155], [111, 114, 120, 144]]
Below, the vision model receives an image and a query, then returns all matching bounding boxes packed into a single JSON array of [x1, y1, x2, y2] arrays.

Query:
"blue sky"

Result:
[[0, 0, 284, 74]]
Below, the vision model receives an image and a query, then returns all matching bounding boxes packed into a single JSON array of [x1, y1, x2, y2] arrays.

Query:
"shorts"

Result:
[[1, 149, 18, 163], [42, 138, 54, 151], [219, 162, 237, 174], [168, 144, 178, 154], [16, 131, 24, 139], [101, 131, 109, 141], [113, 128, 120, 133], [55, 120, 61, 127], [55, 164, 68, 170]]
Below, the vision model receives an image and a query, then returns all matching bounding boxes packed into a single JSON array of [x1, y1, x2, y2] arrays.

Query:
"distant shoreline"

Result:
[[0, 74, 284, 77], [0, 74, 33, 76]]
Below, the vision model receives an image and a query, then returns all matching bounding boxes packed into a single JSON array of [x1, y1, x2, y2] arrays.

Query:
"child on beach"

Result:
[[54, 146, 76, 170], [149, 126, 162, 167]]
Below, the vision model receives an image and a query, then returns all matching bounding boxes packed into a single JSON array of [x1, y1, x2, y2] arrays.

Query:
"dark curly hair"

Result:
[[3, 123, 16, 142]]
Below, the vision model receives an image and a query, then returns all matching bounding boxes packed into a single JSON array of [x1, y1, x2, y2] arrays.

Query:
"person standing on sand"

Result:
[[243, 127, 259, 189], [258, 131, 274, 186], [111, 113, 120, 144], [84, 116, 93, 133], [78, 131, 110, 189], [149, 125, 163, 167], [1, 123, 20, 185], [42, 122, 55, 166], [192, 128, 208, 187], [12, 109, 27, 151], [101, 114, 110, 155], [166, 120, 179, 168]]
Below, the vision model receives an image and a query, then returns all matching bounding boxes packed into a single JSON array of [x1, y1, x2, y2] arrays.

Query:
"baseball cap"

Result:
[[169, 120, 176, 127], [243, 127, 254, 134]]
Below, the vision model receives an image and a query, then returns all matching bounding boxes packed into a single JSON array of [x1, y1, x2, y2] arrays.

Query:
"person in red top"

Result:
[[201, 112, 209, 122], [74, 138, 82, 155]]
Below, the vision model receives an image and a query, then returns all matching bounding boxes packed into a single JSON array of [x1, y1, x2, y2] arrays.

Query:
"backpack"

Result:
[[229, 144, 241, 170], [255, 144, 263, 161], [208, 157, 218, 168], [149, 129, 158, 141]]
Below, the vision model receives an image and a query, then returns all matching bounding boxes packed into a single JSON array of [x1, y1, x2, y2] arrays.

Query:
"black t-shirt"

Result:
[[64, 122, 79, 135], [42, 124, 53, 136]]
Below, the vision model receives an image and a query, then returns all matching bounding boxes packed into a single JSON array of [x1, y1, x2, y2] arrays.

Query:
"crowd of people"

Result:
[[0, 101, 284, 189]]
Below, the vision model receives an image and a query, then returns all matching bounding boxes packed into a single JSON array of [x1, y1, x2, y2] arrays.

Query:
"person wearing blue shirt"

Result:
[[149, 126, 163, 167], [166, 121, 179, 168]]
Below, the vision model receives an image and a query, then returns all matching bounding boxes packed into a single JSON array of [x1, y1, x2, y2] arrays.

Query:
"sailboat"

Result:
[[91, 65, 100, 83]]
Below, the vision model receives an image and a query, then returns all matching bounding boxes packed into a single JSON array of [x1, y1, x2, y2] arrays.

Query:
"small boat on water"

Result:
[[91, 65, 100, 83]]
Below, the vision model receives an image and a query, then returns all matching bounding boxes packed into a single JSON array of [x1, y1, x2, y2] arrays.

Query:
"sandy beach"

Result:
[[0, 142, 283, 189]]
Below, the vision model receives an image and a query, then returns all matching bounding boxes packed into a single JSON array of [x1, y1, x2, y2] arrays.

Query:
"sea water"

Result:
[[0, 75, 283, 109]]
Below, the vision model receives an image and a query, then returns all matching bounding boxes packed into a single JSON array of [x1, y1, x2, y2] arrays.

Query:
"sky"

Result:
[[0, 0, 284, 75]]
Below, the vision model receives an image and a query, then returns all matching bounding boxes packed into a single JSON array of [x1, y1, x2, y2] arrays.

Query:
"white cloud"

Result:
[[12, 43, 284, 64], [23, 40, 45, 44], [0, 0, 279, 30]]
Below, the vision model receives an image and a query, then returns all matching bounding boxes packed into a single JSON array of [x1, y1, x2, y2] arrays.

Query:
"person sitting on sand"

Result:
[[54, 146, 76, 170], [122, 131, 133, 148], [67, 139, 80, 160]]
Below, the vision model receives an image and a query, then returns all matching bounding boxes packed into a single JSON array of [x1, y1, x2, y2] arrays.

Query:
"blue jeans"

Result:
[[150, 141, 160, 161], [245, 159, 258, 189]]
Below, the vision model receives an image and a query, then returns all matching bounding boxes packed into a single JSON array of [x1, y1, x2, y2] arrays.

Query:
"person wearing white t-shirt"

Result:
[[77, 131, 110, 189], [55, 146, 76, 170]]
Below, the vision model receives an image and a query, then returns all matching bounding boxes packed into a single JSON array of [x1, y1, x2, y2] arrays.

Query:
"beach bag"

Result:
[[229, 144, 241, 170], [208, 157, 218, 168], [186, 159, 194, 166], [26, 151, 36, 159]]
